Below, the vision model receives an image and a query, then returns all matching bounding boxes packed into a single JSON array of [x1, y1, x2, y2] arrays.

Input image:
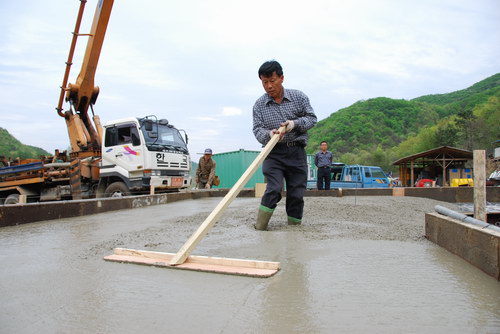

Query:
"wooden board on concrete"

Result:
[[255, 183, 267, 198], [392, 188, 405, 197], [104, 248, 280, 278]]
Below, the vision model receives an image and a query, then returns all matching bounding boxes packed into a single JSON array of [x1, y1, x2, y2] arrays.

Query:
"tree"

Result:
[[455, 105, 477, 150], [433, 120, 460, 147]]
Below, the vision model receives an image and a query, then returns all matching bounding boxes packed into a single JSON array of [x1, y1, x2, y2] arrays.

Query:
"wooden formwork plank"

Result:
[[392, 188, 405, 196]]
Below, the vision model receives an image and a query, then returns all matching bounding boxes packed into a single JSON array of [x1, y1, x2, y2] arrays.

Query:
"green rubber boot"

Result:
[[287, 216, 302, 225], [254, 206, 274, 231]]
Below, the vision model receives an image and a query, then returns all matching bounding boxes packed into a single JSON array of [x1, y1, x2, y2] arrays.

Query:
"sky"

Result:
[[0, 0, 499, 158]]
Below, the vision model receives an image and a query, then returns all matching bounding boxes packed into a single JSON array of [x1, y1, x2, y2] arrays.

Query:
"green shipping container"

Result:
[[211, 149, 264, 189], [212, 149, 317, 189], [307, 154, 317, 181]]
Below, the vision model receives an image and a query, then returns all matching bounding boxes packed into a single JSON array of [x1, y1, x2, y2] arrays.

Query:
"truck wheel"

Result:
[[4, 194, 20, 205], [104, 182, 130, 198]]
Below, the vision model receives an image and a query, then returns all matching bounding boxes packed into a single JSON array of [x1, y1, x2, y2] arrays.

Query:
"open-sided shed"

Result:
[[393, 146, 473, 187]]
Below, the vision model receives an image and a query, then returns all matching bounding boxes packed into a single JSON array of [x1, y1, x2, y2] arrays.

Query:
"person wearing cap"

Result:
[[195, 148, 217, 189], [252, 60, 317, 230]]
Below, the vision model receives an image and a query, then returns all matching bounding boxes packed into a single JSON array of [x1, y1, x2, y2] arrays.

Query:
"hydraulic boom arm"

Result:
[[56, 0, 114, 155]]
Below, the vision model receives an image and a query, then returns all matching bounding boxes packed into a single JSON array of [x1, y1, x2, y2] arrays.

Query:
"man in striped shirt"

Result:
[[252, 60, 317, 230]]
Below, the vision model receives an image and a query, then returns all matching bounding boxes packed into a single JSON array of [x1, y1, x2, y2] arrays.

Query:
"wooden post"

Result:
[[398, 165, 402, 186], [19, 195, 27, 204], [473, 150, 486, 222], [410, 160, 414, 187], [150, 185, 155, 195], [442, 155, 447, 186], [255, 183, 266, 198], [169, 126, 286, 265], [402, 166, 408, 186], [392, 188, 405, 197]]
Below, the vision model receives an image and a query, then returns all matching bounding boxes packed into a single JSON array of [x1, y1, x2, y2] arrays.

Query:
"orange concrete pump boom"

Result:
[[56, 0, 114, 155]]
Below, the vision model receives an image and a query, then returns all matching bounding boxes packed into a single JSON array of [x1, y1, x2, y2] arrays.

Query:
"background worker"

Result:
[[195, 148, 216, 189], [252, 60, 317, 230], [315, 141, 333, 190]]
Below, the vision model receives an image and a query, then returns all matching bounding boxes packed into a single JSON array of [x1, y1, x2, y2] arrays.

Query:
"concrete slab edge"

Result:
[[425, 212, 500, 280]]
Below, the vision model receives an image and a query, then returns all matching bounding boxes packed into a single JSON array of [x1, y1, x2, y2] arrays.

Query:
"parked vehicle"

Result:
[[0, 0, 190, 205], [307, 163, 390, 189], [416, 179, 435, 187], [450, 178, 473, 187], [487, 168, 500, 186]]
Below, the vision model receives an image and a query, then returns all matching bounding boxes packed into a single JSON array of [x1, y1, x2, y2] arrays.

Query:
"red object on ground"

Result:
[[416, 179, 434, 187]]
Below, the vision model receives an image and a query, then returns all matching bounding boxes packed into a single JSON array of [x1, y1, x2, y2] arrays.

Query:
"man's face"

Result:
[[260, 72, 284, 99], [320, 143, 328, 151], [204, 154, 212, 160]]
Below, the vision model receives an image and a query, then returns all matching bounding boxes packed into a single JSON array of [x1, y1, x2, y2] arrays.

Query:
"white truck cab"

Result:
[[99, 116, 190, 197]]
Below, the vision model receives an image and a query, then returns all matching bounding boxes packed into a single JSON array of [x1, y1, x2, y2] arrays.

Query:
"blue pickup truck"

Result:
[[307, 163, 390, 189]]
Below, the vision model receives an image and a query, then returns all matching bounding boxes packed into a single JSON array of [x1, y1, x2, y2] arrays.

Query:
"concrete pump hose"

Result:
[[43, 163, 72, 168], [434, 205, 500, 233]]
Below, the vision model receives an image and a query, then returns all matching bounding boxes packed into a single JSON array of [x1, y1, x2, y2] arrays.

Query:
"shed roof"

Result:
[[392, 146, 473, 165]]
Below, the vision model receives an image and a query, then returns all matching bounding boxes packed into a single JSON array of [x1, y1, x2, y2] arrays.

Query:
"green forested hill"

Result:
[[413, 73, 500, 105], [308, 97, 443, 154], [0, 127, 50, 160], [307, 73, 500, 171]]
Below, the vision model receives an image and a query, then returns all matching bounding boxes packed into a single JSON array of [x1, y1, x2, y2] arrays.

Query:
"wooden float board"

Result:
[[104, 248, 280, 278]]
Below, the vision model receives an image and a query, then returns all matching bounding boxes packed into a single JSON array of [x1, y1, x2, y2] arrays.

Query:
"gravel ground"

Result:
[[84, 196, 459, 260]]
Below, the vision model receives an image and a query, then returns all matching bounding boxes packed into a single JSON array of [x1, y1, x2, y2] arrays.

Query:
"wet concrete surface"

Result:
[[1, 196, 499, 333]]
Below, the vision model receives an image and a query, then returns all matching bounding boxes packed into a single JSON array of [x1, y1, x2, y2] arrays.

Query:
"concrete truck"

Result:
[[0, 0, 190, 205]]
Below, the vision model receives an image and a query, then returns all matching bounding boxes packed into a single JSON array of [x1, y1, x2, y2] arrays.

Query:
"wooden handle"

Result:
[[170, 126, 286, 265]]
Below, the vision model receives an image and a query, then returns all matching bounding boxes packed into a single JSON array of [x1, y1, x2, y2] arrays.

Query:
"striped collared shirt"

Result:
[[252, 88, 317, 146]]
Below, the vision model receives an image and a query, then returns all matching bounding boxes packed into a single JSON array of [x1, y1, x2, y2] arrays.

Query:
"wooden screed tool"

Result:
[[104, 126, 286, 277]]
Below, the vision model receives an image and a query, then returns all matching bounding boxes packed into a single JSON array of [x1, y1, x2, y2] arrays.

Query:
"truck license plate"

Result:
[[171, 177, 183, 187]]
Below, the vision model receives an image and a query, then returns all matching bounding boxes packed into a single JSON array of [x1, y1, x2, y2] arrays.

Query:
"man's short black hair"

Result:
[[258, 60, 283, 78], [320, 141, 328, 145]]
